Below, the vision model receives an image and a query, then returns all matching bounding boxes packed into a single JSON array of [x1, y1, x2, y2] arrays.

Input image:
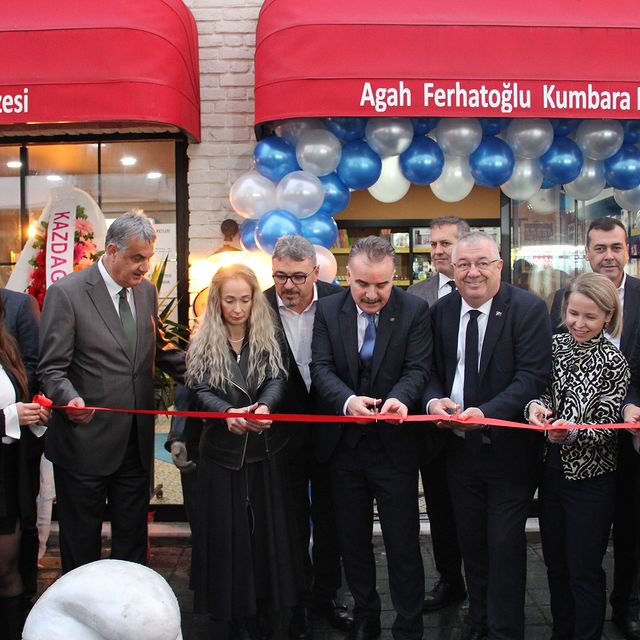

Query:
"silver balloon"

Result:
[[276, 170, 324, 218], [434, 118, 482, 156], [505, 119, 554, 159], [296, 129, 342, 176], [368, 156, 411, 203], [614, 185, 640, 211], [430, 155, 474, 202], [527, 186, 560, 215], [500, 158, 543, 200], [229, 170, 277, 219], [275, 118, 326, 145], [365, 117, 414, 157], [575, 119, 624, 160], [563, 158, 605, 201]]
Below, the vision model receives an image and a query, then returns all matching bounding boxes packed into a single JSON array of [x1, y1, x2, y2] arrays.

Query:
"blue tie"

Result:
[[359, 312, 376, 369]]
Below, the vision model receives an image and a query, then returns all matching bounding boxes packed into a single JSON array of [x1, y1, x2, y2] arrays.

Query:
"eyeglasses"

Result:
[[453, 259, 500, 272], [272, 269, 315, 285]]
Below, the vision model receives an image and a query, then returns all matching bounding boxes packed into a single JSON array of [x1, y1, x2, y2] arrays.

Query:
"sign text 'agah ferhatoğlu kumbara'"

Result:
[[359, 80, 640, 117]]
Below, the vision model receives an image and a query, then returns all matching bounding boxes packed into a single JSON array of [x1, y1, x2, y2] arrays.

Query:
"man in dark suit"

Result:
[[549, 216, 640, 640], [38, 211, 185, 573], [1, 288, 41, 607], [311, 236, 431, 640], [407, 216, 469, 613], [425, 231, 551, 640], [264, 235, 350, 640]]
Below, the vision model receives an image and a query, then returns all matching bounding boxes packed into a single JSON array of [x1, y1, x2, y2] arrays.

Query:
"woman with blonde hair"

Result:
[[187, 263, 297, 640], [527, 272, 630, 640]]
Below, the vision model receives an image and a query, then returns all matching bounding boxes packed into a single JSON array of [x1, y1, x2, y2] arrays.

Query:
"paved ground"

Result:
[[34, 522, 627, 640]]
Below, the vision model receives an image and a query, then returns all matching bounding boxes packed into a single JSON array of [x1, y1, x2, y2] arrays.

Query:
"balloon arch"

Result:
[[229, 117, 640, 279]]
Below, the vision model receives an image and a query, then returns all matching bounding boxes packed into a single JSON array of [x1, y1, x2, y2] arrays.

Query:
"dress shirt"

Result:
[[604, 272, 625, 349], [437, 272, 456, 299], [277, 285, 318, 392], [98, 258, 137, 321]]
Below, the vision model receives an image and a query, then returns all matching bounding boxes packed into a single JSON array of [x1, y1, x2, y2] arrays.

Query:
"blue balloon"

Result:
[[253, 136, 299, 182], [399, 137, 444, 185], [479, 118, 509, 136], [255, 209, 303, 254], [604, 144, 640, 190], [469, 136, 515, 187], [410, 117, 440, 135], [539, 136, 583, 185], [336, 140, 382, 190], [622, 120, 640, 144], [324, 117, 367, 141], [541, 176, 558, 189], [318, 172, 351, 215], [239, 219, 259, 251], [300, 212, 338, 248], [550, 118, 581, 136]]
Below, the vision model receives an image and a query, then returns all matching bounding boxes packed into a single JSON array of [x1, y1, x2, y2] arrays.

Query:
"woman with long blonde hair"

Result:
[[187, 263, 298, 640]]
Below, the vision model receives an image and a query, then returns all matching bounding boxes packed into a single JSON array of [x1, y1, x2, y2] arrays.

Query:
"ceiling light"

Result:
[[6, 160, 21, 169], [46, 175, 63, 182], [146, 171, 162, 180], [120, 156, 137, 166]]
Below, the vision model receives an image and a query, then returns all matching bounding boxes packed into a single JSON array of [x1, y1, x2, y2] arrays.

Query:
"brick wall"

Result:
[[183, 0, 261, 294]]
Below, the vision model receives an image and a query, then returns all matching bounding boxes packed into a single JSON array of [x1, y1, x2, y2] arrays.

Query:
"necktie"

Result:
[[118, 288, 137, 353], [463, 310, 481, 410], [447, 280, 456, 292], [359, 312, 376, 369]]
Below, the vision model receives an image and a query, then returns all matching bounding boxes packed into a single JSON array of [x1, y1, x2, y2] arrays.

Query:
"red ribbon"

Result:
[[30, 396, 637, 432]]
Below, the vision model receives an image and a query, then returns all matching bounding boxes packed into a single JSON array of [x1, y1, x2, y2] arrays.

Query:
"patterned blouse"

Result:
[[529, 332, 630, 481]]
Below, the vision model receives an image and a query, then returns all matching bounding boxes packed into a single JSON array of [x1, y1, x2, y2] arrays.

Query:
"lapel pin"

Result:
[[495, 311, 502, 317], [390, 317, 396, 322]]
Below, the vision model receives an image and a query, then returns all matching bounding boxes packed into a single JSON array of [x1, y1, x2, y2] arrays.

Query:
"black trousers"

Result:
[[611, 432, 640, 618], [540, 464, 616, 640], [447, 438, 536, 640], [331, 435, 424, 640], [53, 427, 150, 573], [419, 447, 463, 586], [286, 427, 342, 605]]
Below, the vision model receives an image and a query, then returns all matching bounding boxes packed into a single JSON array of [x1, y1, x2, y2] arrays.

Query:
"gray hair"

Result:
[[349, 235, 396, 265], [451, 231, 500, 262], [106, 210, 157, 251], [272, 235, 317, 265], [431, 216, 470, 238]]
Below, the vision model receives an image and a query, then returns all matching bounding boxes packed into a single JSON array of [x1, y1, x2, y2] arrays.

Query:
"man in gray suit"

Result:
[[38, 211, 185, 573], [407, 216, 469, 613]]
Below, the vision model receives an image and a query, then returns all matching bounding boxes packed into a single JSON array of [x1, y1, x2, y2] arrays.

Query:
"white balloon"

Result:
[[435, 118, 482, 156], [527, 186, 560, 215], [229, 171, 277, 219], [276, 170, 324, 218], [296, 129, 342, 176], [614, 185, 640, 211], [500, 158, 544, 200], [563, 158, 606, 201], [576, 119, 624, 160], [505, 119, 554, 159], [275, 118, 326, 145], [365, 117, 414, 157], [368, 156, 411, 203], [314, 244, 338, 282], [430, 156, 474, 202]]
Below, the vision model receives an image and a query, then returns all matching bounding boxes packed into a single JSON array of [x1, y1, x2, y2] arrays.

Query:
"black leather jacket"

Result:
[[188, 342, 288, 471]]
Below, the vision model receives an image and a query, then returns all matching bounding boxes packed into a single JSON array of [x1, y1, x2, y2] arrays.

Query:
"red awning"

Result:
[[0, 0, 201, 141], [255, 0, 640, 126]]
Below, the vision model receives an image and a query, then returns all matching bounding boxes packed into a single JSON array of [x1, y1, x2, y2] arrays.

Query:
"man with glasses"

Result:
[[264, 236, 351, 640], [424, 232, 551, 640], [407, 216, 469, 614]]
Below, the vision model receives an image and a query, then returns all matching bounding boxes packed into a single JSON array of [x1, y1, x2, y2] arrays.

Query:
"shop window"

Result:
[[0, 146, 22, 285]]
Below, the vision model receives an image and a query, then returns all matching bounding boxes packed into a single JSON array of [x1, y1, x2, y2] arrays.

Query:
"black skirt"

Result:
[[191, 449, 300, 619], [0, 443, 20, 534]]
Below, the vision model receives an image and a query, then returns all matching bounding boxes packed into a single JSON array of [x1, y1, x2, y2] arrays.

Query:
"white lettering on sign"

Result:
[[423, 82, 531, 114], [543, 83, 631, 111], [360, 81, 412, 113], [0, 88, 29, 114]]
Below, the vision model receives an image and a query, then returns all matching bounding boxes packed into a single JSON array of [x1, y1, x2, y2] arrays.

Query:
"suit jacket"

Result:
[[1, 289, 40, 396], [310, 286, 432, 469], [38, 263, 185, 476], [424, 283, 552, 476], [550, 274, 640, 358], [406, 273, 440, 307]]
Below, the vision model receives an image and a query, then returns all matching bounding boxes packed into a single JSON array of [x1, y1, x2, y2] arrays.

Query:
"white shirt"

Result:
[[277, 286, 318, 392], [0, 365, 46, 443], [98, 258, 137, 321], [604, 273, 625, 350], [437, 272, 457, 300]]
